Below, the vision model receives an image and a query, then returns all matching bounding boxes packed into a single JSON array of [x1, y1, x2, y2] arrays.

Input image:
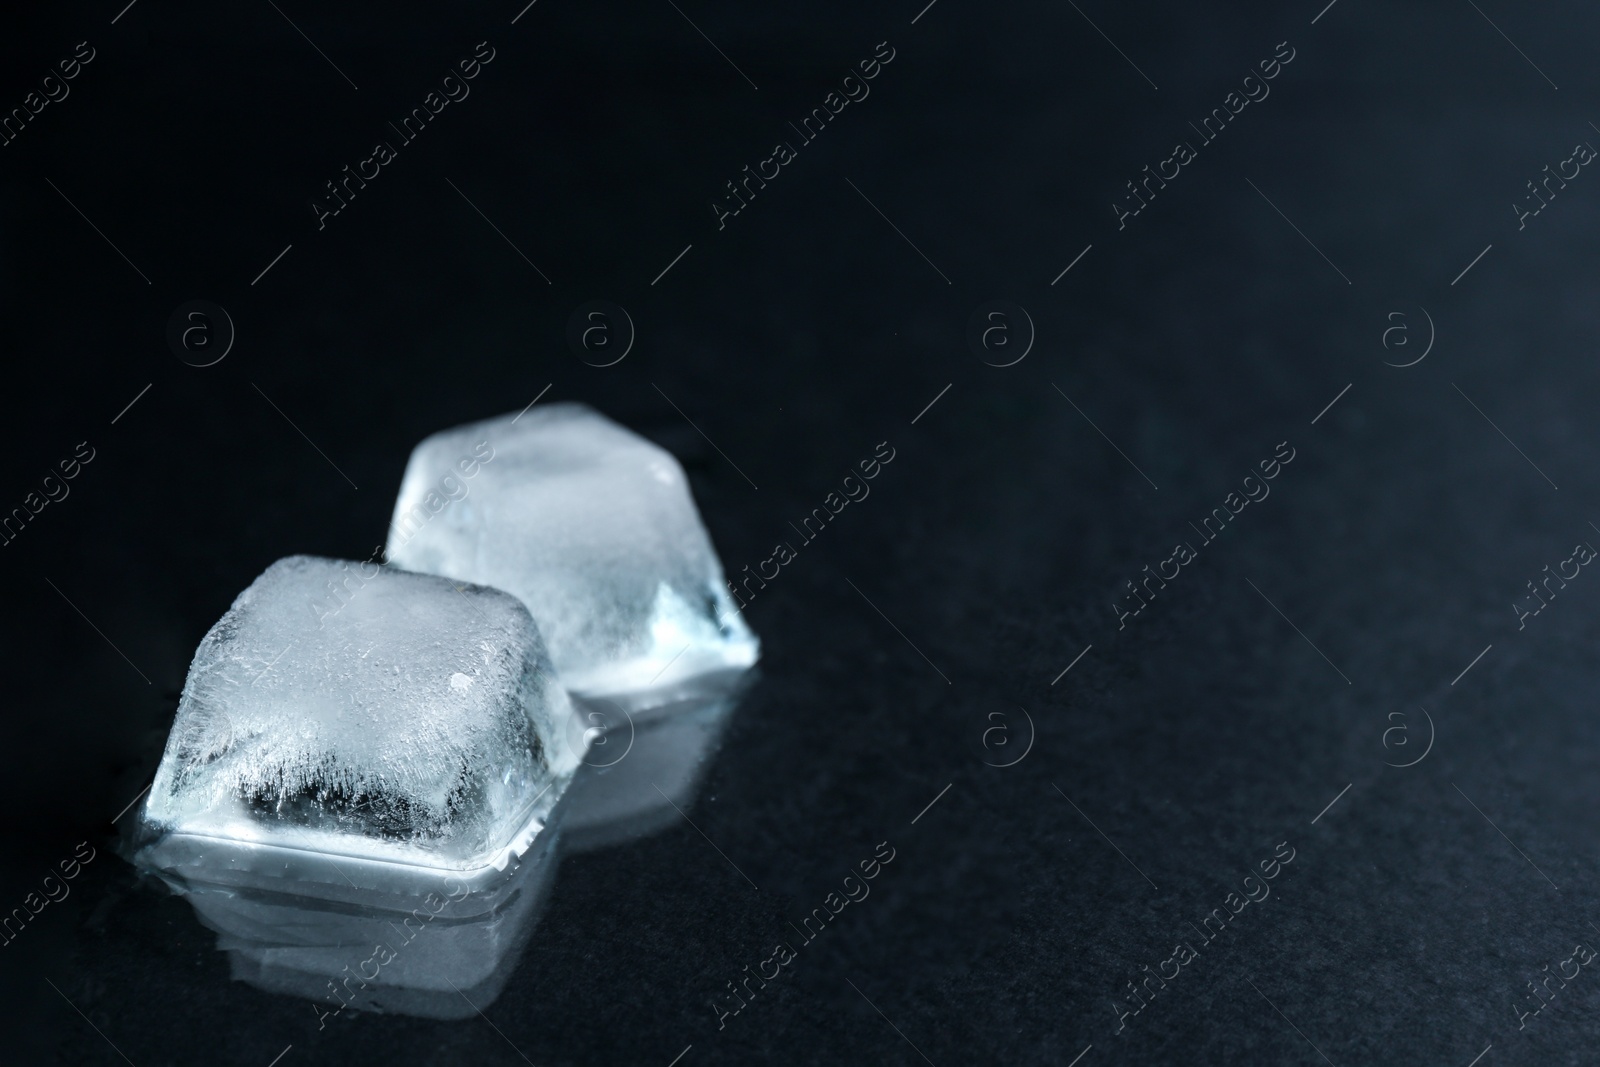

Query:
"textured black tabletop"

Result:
[[4, 1, 1600, 1064]]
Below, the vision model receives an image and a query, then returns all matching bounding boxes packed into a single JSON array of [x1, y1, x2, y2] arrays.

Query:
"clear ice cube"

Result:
[[385, 403, 759, 697], [141, 555, 580, 870]]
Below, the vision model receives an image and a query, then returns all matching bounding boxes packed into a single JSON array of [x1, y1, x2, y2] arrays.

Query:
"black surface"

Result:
[[4, 1, 1600, 1064]]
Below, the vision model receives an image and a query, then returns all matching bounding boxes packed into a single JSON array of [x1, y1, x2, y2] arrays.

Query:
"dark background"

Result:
[[3, 0, 1599, 1063]]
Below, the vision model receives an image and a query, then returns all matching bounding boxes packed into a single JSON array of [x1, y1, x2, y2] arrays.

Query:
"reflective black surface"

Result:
[[4, 1, 1600, 1063]]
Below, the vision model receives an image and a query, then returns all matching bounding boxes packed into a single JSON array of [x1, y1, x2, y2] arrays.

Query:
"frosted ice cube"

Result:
[[141, 555, 579, 870], [385, 403, 759, 697]]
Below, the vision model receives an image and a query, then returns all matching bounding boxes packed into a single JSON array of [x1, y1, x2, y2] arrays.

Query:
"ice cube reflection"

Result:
[[135, 683, 752, 1019]]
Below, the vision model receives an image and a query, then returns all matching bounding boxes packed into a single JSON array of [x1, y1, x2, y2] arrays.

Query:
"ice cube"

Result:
[[140, 555, 580, 870], [385, 403, 759, 698]]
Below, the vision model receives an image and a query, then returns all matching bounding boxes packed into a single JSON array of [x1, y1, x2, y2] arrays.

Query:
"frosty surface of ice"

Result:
[[143, 556, 579, 869], [385, 404, 758, 695]]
